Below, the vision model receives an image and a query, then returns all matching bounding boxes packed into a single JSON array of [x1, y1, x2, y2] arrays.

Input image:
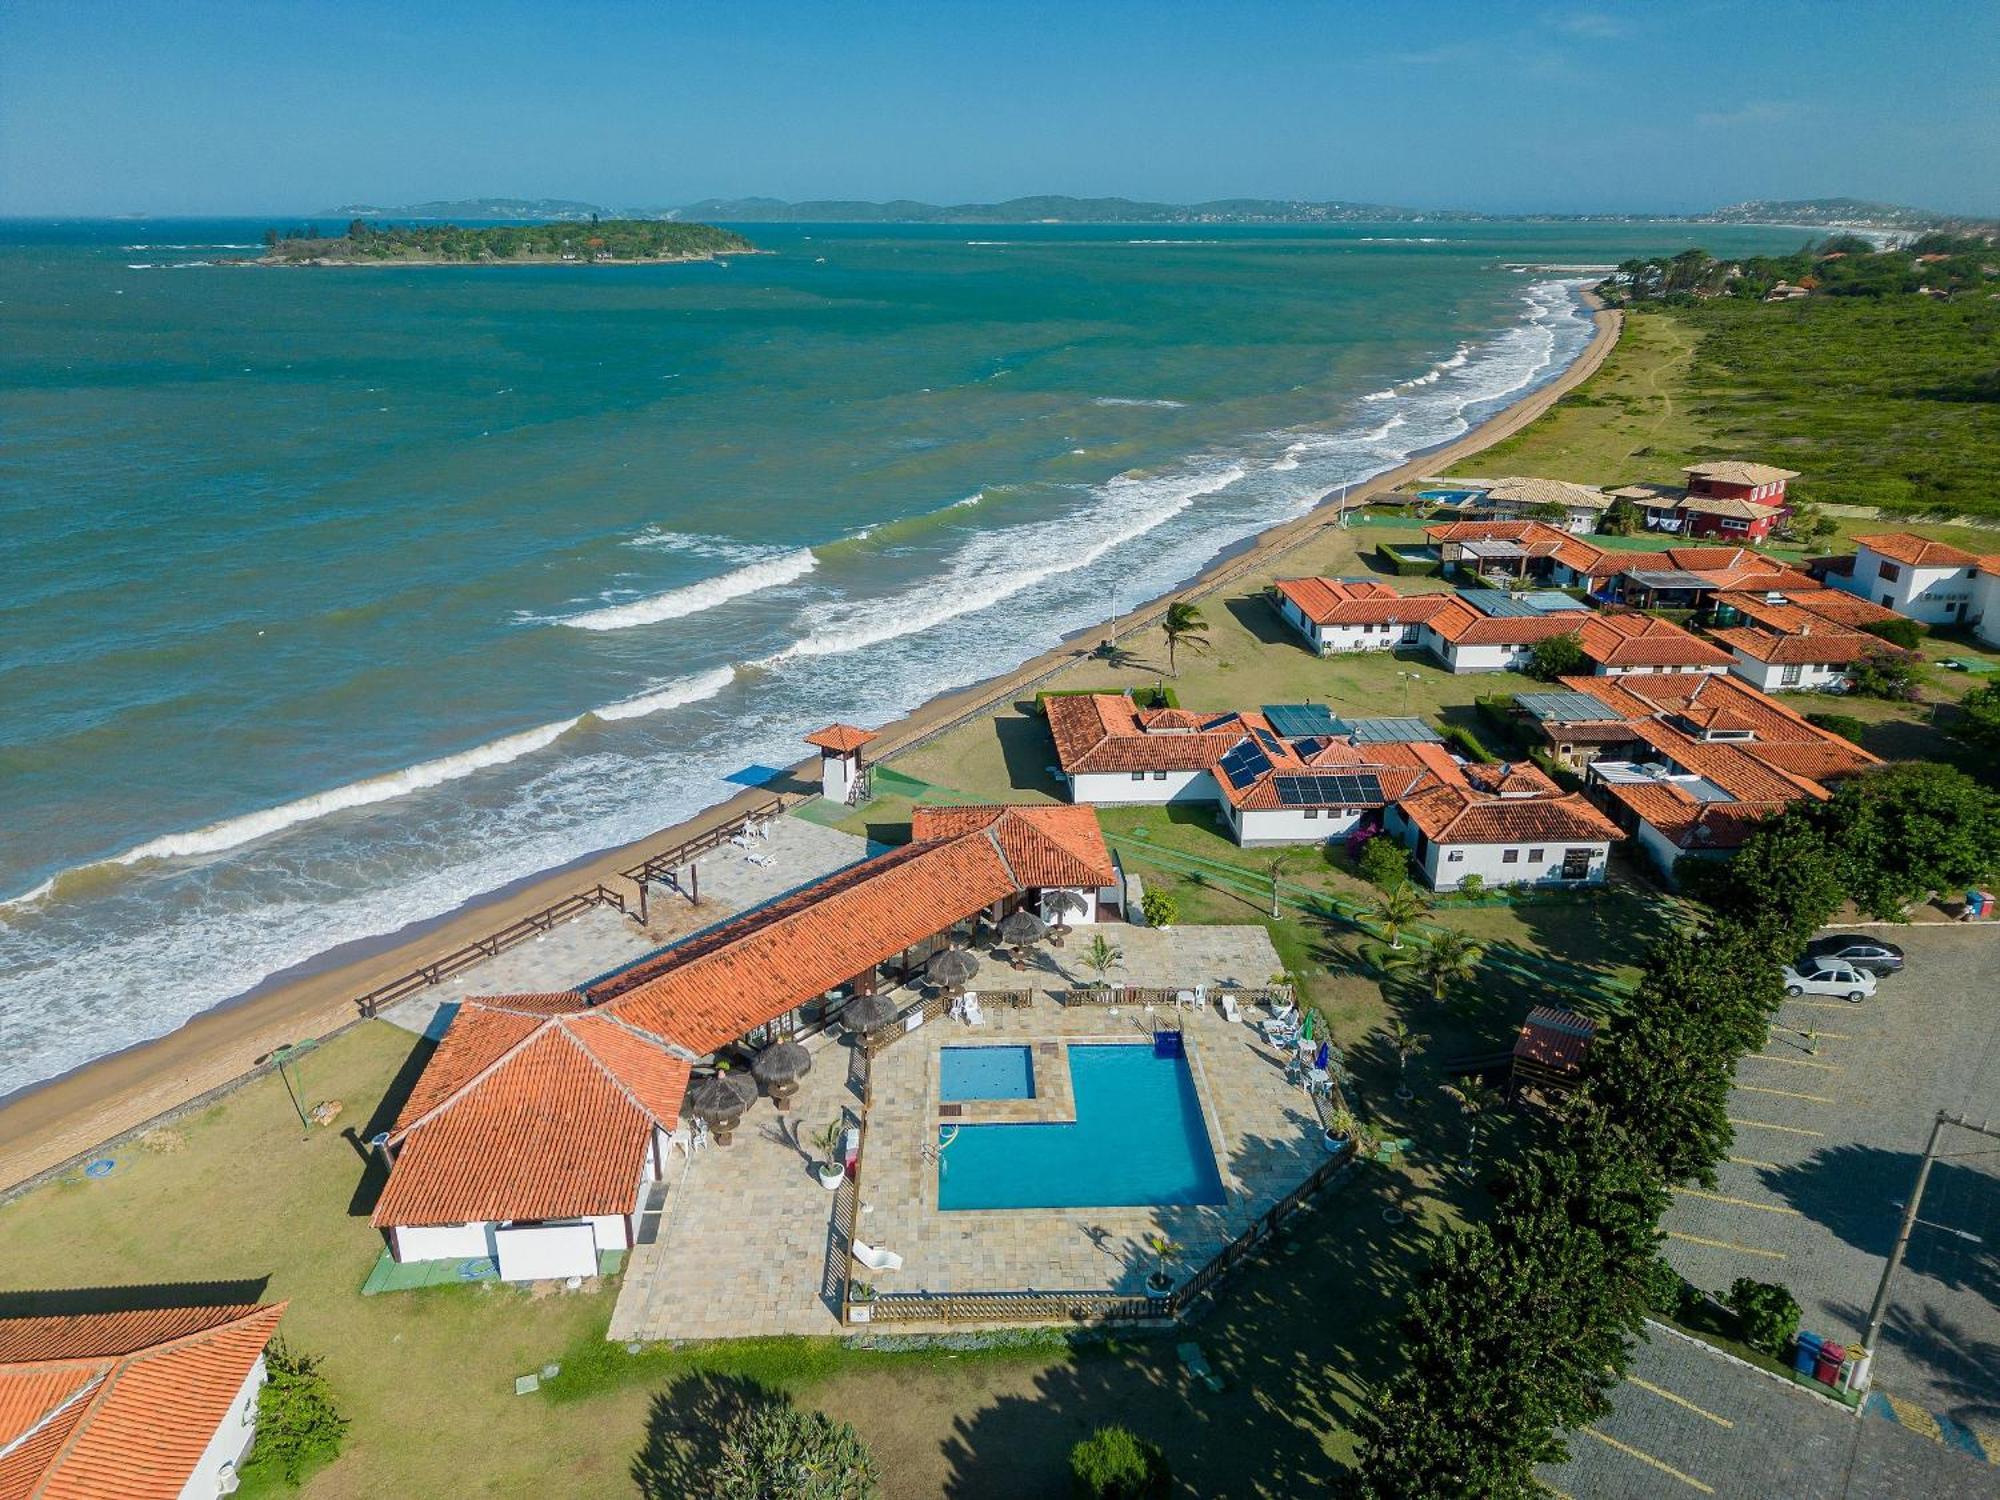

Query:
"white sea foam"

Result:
[[950, 492, 984, 509], [590, 665, 738, 722], [1092, 397, 1187, 409], [125, 263, 154, 270], [770, 461, 1245, 662], [1359, 387, 1397, 402], [560, 548, 817, 631]]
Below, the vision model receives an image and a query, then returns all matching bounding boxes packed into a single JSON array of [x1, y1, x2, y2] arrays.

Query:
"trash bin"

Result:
[[1965, 890, 1987, 919], [1793, 1331, 1823, 1376], [1815, 1340, 1846, 1386]]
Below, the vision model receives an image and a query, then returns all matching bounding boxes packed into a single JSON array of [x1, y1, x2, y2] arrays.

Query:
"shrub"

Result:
[[1375, 543, 1441, 577], [1070, 1425, 1170, 1500], [248, 1341, 348, 1485], [1726, 1278, 1802, 1356], [1358, 835, 1411, 890], [1441, 725, 1494, 763], [1862, 616, 1925, 650], [701, 1402, 879, 1500], [1641, 1256, 1699, 1319], [1140, 889, 1178, 928], [1846, 645, 1925, 701], [1806, 711, 1869, 744], [1527, 632, 1587, 681], [1455, 873, 1487, 901]]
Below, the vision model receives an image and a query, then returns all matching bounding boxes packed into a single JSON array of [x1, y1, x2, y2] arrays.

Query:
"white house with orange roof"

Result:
[[1836, 533, 1985, 625], [1383, 767, 1624, 890], [1044, 692, 1245, 804], [370, 802, 1118, 1275], [1270, 577, 1450, 654], [0, 1301, 287, 1500]]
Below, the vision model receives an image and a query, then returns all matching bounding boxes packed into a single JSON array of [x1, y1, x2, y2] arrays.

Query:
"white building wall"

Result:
[[1069, 768, 1218, 805], [1633, 820, 1687, 878], [178, 1354, 266, 1500], [1592, 661, 1727, 678], [1977, 571, 2000, 647], [1039, 886, 1102, 924], [1724, 654, 1851, 693], [1839, 547, 1974, 624], [1420, 839, 1611, 891], [1278, 595, 1326, 651], [1235, 806, 1366, 845], [1416, 632, 1529, 673], [1321, 623, 1404, 653]]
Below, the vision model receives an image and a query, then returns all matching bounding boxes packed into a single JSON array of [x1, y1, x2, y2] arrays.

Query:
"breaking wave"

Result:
[[560, 549, 817, 630]]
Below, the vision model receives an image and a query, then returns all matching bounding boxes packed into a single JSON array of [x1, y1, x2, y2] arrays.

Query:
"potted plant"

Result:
[[1144, 1235, 1184, 1299], [846, 1280, 876, 1323], [811, 1119, 847, 1190], [1323, 1104, 1359, 1155]]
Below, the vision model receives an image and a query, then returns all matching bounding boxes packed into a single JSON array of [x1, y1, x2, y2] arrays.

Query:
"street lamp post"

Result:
[[268, 1039, 321, 1130]]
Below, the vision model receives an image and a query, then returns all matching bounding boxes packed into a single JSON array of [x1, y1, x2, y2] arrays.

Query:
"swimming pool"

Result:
[[940, 1045, 1035, 1101], [938, 1043, 1224, 1210]]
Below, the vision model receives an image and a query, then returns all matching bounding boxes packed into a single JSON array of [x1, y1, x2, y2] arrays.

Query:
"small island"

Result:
[[255, 218, 755, 266]]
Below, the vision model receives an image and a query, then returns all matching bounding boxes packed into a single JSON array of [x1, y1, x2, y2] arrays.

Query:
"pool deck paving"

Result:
[[608, 923, 1330, 1340]]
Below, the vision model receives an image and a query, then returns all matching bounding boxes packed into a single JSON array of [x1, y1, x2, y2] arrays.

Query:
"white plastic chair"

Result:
[[852, 1240, 903, 1272]]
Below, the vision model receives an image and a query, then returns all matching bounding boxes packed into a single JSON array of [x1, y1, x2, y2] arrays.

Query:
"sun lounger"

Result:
[[1267, 999, 1297, 1026], [1177, 1341, 1225, 1392], [852, 1240, 903, 1273], [962, 993, 984, 1027], [1220, 994, 1242, 1023]]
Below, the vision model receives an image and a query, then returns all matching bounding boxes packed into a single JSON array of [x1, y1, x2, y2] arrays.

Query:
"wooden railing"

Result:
[[352, 884, 631, 1017], [621, 797, 790, 918]]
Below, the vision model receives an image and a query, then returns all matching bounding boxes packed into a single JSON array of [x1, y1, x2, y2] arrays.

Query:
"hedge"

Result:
[[1375, 543, 1441, 577]]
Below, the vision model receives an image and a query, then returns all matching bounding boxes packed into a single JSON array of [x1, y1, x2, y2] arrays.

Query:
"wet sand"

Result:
[[0, 298, 1621, 1192]]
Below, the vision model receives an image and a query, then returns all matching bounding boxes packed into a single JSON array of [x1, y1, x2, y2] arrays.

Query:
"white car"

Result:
[[1781, 959, 1878, 1003]]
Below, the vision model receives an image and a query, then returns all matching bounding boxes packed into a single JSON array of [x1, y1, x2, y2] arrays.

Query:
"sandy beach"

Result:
[[0, 295, 1622, 1193]]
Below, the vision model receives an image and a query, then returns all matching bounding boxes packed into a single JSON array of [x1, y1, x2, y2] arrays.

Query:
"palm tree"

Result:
[[1385, 927, 1487, 1004], [1380, 1019, 1428, 1082], [1267, 846, 1309, 918], [1145, 1233, 1186, 1292], [1080, 932, 1124, 987], [1041, 889, 1088, 947], [1160, 600, 1210, 677], [1440, 1078, 1502, 1173], [1372, 881, 1430, 951]]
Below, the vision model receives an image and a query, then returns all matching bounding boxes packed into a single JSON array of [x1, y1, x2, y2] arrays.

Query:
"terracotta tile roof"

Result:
[[1045, 693, 1245, 773], [1421, 596, 1582, 646], [1274, 577, 1453, 626], [1555, 672, 1881, 765], [1853, 533, 1981, 569], [1709, 625, 1877, 665], [1712, 588, 1899, 632], [374, 1001, 691, 1228], [0, 1303, 285, 1500], [1423, 520, 1609, 575], [1513, 1006, 1597, 1071], [804, 724, 876, 753], [1597, 781, 1786, 851], [1683, 461, 1798, 486], [1605, 482, 1687, 505], [1461, 761, 1559, 796], [1677, 494, 1785, 521], [1480, 476, 1611, 510], [1574, 612, 1732, 668], [1624, 721, 1831, 803], [909, 805, 1117, 888], [1398, 783, 1623, 845]]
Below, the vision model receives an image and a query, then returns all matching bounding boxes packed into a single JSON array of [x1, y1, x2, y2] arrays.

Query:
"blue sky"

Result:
[[1, 0, 1994, 216]]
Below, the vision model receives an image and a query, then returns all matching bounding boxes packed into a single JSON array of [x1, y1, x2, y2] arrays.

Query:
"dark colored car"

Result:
[[1803, 934, 1905, 975]]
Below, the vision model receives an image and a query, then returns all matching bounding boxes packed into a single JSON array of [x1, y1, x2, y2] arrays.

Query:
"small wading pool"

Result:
[[940, 1045, 1034, 1101], [938, 1043, 1224, 1210]]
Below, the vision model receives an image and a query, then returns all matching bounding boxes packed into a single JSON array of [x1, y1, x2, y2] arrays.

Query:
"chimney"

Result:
[[1799, 621, 1810, 636]]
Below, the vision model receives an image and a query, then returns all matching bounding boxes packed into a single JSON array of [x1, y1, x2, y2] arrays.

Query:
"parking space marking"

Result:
[[1748, 1053, 1841, 1071], [1582, 1428, 1715, 1493], [1773, 1029, 1850, 1041], [1736, 1083, 1835, 1105], [1726, 1155, 1783, 1169], [1680, 1188, 1799, 1216], [1627, 1374, 1735, 1428], [1885, 1392, 1944, 1444], [1727, 1116, 1824, 1137], [1780, 999, 1863, 1010], [1667, 1230, 1785, 1260]]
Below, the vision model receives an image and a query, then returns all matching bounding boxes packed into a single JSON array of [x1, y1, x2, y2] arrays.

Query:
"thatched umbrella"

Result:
[[925, 947, 979, 997], [751, 1041, 812, 1112], [998, 908, 1048, 971], [1040, 890, 1088, 947], [842, 991, 899, 1035], [684, 1068, 758, 1145]]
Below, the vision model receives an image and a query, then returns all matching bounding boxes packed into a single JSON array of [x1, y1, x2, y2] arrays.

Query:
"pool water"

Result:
[[940, 1045, 1034, 1101], [938, 1044, 1225, 1210]]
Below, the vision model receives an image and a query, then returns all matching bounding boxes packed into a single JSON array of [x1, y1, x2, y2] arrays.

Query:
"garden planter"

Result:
[[817, 1162, 846, 1190]]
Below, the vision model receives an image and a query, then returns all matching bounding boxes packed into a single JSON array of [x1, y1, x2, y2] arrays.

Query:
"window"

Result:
[[1304, 808, 1319, 819], [1131, 771, 1146, 782], [1151, 770, 1167, 781], [1528, 848, 1545, 863], [1877, 560, 1901, 582], [1780, 663, 1802, 686], [1502, 849, 1520, 864], [1447, 850, 1464, 863]]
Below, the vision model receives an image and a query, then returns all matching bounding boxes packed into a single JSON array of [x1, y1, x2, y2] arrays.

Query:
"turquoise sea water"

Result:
[[0, 218, 1810, 1095], [938, 1044, 1224, 1210]]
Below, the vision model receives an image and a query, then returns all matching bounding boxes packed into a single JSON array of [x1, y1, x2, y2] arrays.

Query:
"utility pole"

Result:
[[1857, 1109, 1998, 1391]]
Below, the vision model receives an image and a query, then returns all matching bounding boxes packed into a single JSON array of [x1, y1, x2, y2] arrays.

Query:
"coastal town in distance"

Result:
[[2, 5, 1996, 1498]]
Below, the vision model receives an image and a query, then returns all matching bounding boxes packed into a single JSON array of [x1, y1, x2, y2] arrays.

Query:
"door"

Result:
[[1560, 848, 1592, 880]]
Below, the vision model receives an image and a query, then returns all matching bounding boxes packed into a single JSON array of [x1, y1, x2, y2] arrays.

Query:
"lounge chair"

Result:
[[962, 993, 985, 1027], [1177, 1341, 1225, 1392], [1219, 994, 1242, 1024], [852, 1240, 903, 1273], [1261, 1019, 1301, 1050], [1267, 999, 1297, 1026]]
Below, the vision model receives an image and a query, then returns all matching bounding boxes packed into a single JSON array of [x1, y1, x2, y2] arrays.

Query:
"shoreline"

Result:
[[0, 289, 1622, 1192]]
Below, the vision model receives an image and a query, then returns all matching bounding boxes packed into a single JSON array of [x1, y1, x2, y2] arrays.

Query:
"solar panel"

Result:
[[1516, 691, 1616, 723], [1273, 773, 1385, 806], [1348, 717, 1444, 744], [1457, 589, 1540, 618], [1219, 740, 1273, 790], [1521, 590, 1589, 613], [1260, 703, 1343, 739], [1250, 727, 1284, 757]]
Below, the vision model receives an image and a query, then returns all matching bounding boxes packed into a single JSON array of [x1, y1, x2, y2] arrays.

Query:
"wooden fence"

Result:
[[621, 796, 790, 921]]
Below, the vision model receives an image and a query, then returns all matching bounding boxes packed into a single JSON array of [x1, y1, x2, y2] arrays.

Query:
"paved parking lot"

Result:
[[1658, 925, 1998, 1430], [1543, 1329, 1998, 1499]]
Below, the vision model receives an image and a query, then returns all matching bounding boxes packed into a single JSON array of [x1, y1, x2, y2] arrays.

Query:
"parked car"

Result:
[[1781, 959, 1878, 1003], [1803, 934, 1905, 975]]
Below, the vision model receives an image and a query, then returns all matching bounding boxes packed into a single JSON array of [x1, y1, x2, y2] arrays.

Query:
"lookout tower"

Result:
[[805, 724, 878, 805]]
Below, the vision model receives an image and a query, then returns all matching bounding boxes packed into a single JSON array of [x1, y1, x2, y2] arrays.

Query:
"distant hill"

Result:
[[322, 197, 612, 221], [1693, 198, 1969, 230]]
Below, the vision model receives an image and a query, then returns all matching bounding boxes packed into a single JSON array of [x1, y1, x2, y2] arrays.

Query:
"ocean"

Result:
[[0, 217, 1809, 1096]]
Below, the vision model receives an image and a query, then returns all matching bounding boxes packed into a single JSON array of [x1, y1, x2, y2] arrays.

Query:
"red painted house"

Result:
[[1676, 461, 1797, 541]]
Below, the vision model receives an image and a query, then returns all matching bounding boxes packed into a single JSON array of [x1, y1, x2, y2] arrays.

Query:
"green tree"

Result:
[[1439, 1077, 1503, 1170], [1845, 645, 1924, 701], [1381, 1019, 1428, 1080], [1372, 880, 1430, 950], [1357, 832, 1411, 890], [247, 1341, 348, 1485], [1079, 932, 1124, 985], [1385, 926, 1487, 1004], [694, 1402, 878, 1500], [1527, 631, 1587, 681], [1159, 599, 1210, 677], [1677, 809, 1844, 953], [1812, 761, 2000, 916], [1953, 681, 2000, 757], [1599, 496, 1642, 535], [1070, 1425, 1170, 1499]]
